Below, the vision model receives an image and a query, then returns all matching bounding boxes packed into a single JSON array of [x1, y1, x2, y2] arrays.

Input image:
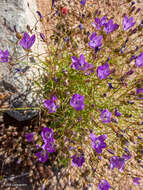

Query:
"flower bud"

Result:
[[130, 6, 136, 13], [126, 69, 134, 76], [135, 8, 141, 14]]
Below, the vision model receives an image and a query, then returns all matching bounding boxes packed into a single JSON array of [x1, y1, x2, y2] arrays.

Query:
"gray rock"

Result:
[[0, 0, 47, 121]]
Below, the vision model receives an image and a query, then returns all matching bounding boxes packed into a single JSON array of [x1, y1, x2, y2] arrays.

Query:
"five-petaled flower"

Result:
[[92, 16, 107, 30], [110, 156, 125, 172], [97, 62, 110, 80], [41, 127, 54, 143], [71, 54, 95, 75], [35, 150, 49, 163], [44, 95, 59, 113], [100, 109, 112, 123], [98, 179, 111, 190], [42, 141, 55, 153], [122, 15, 136, 31], [104, 19, 119, 34], [71, 153, 85, 168], [135, 52, 143, 67], [0, 49, 10, 63], [70, 94, 85, 111], [90, 133, 107, 154], [89, 32, 103, 49], [19, 32, 36, 50]]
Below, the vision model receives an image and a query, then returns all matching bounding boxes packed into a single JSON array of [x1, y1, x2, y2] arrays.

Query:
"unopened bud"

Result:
[[16, 32, 23, 40], [126, 69, 134, 76], [130, 6, 136, 13], [40, 33, 46, 42], [135, 8, 141, 14]]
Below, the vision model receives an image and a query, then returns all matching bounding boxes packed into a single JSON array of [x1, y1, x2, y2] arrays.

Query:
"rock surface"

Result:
[[0, 0, 48, 121]]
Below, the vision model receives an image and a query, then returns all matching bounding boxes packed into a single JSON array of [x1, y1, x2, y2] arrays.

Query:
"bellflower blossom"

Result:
[[110, 156, 125, 172], [100, 109, 112, 123], [41, 127, 54, 143], [0, 49, 10, 63], [104, 19, 119, 34], [71, 54, 95, 74], [71, 153, 85, 168], [89, 33, 103, 49], [98, 179, 111, 190], [90, 133, 107, 154], [92, 16, 107, 30], [70, 94, 85, 111], [97, 62, 110, 80], [42, 141, 55, 153], [44, 95, 59, 113], [122, 15, 136, 31], [135, 52, 143, 67], [19, 32, 36, 50], [35, 150, 49, 163]]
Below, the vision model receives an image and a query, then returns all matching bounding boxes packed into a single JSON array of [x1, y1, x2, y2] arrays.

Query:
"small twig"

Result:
[[0, 107, 40, 111]]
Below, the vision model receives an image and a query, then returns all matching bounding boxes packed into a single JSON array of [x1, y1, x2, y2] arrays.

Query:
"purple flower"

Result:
[[42, 141, 55, 153], [80, 0, 86, 6], [92, 16, 107, 30], [44, 95, 59, 113], [98, 179, 111, 190], [115, 108, 122, 117], [135, 52, 143, 67], [97, 62, 110, 80], [0, 49, 10, 63], [71, 54, 95, 74], [71, 153, 85, 168], [71, 54, 85, 71], [133, 177, 141, 186], [100, 109, 112, 123], [25, 132, 35, 142], [90, 133, 107, 154], [122, 15, 136, 31], [70, 94, 85, 111], [136, 88, 143, 99], [104, 19, 119, 34], [110, 156, 125, 172], [35, 150, 49, 163], [41, 127, 54, 143], [88, 34, 103, 49], [19, 32, 36, 50]]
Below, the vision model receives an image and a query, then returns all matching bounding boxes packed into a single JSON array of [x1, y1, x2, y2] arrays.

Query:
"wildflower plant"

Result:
[[2, 0, 143, 189]]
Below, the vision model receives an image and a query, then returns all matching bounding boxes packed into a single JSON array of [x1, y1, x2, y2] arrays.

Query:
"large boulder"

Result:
[[0, 0, 47, 121]]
